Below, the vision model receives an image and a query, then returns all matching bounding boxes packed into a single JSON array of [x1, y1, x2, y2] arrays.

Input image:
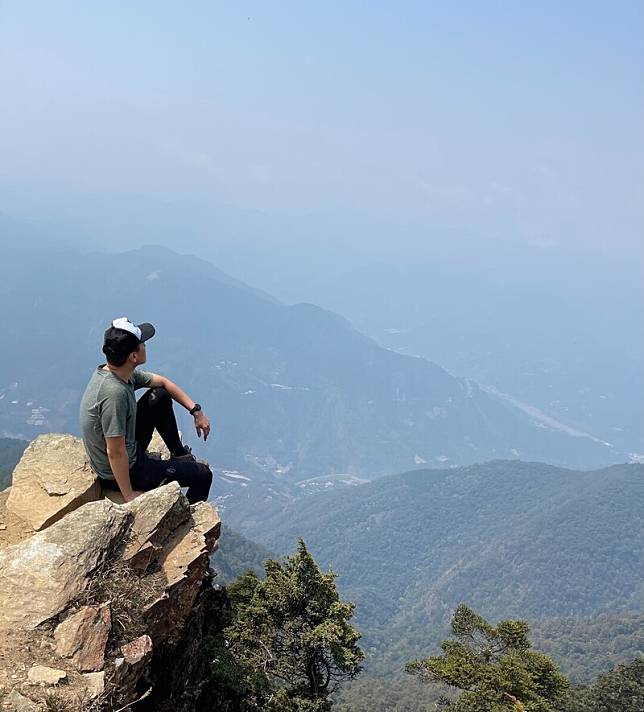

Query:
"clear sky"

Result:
[[0, 1, 642, 252]]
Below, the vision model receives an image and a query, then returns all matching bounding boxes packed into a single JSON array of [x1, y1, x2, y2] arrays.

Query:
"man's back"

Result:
[[80, 366, 151, 479]]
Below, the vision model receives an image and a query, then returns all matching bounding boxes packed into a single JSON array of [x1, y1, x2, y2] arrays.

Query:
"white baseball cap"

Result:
[[110, 316, 156, 342]]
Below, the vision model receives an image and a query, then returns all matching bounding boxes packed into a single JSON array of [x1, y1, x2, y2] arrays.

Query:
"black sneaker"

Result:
[[172, 445, 196, 462]]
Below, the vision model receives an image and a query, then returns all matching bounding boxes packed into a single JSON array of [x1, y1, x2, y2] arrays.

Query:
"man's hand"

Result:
[[148, 376, 213, 442], [194, 411, 211, 441], [123, 490, 145, 503]]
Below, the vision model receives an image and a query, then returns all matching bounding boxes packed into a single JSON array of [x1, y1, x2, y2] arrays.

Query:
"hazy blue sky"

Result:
[[1, 1, 642, 251]]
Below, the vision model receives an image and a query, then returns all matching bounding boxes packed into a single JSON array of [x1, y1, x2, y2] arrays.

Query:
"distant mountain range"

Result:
[[237, 460, 643, 677], [12, 190, 636, 456], [0, 216, 628, 506]]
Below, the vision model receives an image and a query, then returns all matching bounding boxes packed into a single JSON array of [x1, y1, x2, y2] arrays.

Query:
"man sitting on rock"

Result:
[[80, 317, 213, 503]]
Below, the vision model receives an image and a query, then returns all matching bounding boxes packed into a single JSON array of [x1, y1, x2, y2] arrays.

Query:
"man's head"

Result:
[[103, 317, 155, 367]]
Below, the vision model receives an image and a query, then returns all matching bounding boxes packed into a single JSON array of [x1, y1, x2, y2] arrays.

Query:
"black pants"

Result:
[[103, 387, 212, 504]]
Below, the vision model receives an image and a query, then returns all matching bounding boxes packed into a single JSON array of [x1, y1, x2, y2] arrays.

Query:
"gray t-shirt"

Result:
[[79, 365, 153, 479]]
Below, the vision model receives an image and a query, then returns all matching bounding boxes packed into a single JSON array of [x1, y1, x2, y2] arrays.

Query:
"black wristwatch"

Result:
[[189, 403, 202, 416]]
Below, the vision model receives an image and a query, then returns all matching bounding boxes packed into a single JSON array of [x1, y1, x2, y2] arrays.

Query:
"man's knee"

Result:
[[198, 462, 213, 485], [147, 387, 172, 407], [196, 463, 213, 499]]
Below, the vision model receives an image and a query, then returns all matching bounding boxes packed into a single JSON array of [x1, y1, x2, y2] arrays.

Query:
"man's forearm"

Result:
[[108, 449, 134, 499], [156, 376, 211, 442], [162, 379, 196, 412]]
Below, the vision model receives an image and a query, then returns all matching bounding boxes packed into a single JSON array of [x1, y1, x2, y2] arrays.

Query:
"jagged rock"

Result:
[[0, 488, 34, 550], [113, 635, 153, 703], [144, 584, 226, 711], [145, 501, 220, 640], [0, 431, 221, 711], [6, 434, 101, 531], [121, 634, 153, 664], [27, 665, 67, 685], [54, 603, 111, 672], [123, 483, 191, 570], [81, 671, 105, 700], [8, 690, 40, 711], [162, 502, 220, 587], [0, 501, 130, 629], [192, 501, 221, 553]]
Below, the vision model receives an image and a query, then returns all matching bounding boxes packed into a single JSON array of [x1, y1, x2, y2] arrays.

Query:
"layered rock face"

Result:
[[0, 434, 220, 711]]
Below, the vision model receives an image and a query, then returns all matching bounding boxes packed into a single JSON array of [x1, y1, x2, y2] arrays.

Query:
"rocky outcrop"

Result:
[[0, 433, 220, 712], [54, 603, 111, 672], [0, 500, 130, 629], [123, 481, 191, 570], [26, 666, 67, 686], [6, 434, 101, 531]]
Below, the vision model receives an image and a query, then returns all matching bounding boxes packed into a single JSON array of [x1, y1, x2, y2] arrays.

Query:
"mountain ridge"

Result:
[[0, 221, 626, 500], [235, 459, 643, 675]]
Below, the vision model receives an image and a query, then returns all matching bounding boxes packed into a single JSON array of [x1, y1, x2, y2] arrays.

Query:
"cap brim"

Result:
[[137, 323, 156, 342]]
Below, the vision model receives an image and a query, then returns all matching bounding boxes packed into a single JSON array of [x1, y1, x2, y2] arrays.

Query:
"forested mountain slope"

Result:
[[239, 461, 643, 674], [210, 524, 274, 584], [531, 611, 644, 684]]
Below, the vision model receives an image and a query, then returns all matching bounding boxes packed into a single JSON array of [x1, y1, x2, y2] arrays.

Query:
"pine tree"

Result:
[[561, 657, 644, 711], [406, 604, 569, 711], [210, 539, 363, 711]]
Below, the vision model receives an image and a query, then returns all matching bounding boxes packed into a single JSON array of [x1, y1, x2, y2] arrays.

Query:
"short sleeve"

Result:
[[100, 394, 128, 438], [131, 369, 154, 390]]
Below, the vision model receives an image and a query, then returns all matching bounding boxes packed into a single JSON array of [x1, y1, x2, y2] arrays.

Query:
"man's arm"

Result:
[[148, 374, 211, 441], [106, 435, 142, 502]]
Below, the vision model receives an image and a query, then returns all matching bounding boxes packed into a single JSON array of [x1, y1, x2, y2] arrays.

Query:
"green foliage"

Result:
[[334, 674, 448, 712], [207, 540, 363, 710], [531, 612, 644, 684], [561, 657, 644, 711], [242, 460, 643, 683], [406, 605, 569, 711], [231, 460, 642, 710], [0, 437, 28, 489]]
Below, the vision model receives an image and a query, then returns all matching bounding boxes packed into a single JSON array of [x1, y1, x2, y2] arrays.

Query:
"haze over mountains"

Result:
[[3, 189, 641, 459], [0, 215, 627, 498]]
